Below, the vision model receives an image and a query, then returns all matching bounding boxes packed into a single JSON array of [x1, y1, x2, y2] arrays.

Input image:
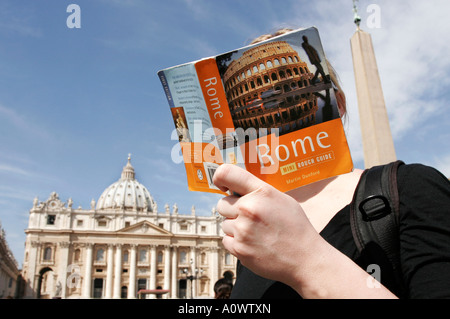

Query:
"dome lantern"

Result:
[[121, 154, 135, 180]]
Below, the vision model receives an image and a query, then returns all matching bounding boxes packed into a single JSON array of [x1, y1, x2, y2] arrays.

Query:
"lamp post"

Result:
[[182, 258, 203, 299]]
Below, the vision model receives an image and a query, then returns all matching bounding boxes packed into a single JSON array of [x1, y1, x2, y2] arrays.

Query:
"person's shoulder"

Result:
[[398, 162, 449, 186], [396, 161, 450, 212]]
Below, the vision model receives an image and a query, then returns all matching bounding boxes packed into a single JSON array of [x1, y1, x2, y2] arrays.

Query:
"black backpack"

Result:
[[350, 160, 406, 298]]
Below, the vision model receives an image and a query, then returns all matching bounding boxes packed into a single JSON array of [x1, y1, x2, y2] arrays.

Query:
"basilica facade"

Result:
[[21, 157, 235, 299]]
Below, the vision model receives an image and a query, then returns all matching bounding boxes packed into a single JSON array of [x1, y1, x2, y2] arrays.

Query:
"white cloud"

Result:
[[365, 1, 450, 140], [0, 164, 29, 176], [0, 103, 51, 141]]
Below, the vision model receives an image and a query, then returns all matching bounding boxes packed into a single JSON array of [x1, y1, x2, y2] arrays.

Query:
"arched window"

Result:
[[200, 252, 207, 265], [281, 57, 287, 64], [253, 65, 258, 73], [121, 286, 127, 299], [267, 60, 273, 68], [274, 59, 280, 66], [259, 63, 266, 70]]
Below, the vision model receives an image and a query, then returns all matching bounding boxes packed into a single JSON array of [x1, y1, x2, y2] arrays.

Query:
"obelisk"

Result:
[[350, 1, 396, 168]]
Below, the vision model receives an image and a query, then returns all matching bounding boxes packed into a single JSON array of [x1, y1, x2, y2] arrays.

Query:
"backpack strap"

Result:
[[350, 160, 405, 297]]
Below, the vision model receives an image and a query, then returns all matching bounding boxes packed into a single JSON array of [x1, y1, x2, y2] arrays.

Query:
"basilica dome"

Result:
[[96, 156, 155, 212]]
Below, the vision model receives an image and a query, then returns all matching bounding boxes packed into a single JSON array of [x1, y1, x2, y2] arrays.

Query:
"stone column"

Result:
[[82, 243, 93, 298], [113, 244, 122, 298], [105, 244, 114, 298], [190, 247, 197, 298], [209, 247, 219, 296], [57, 241, 71, 298], [26, 241, 40, 298], [149, 245, 157, 298], [163, 245, 171, 298], [171, 246, 178, 299], [128, 244, 137, 299]]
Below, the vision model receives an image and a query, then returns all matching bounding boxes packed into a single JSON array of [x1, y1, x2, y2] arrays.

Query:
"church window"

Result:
[[96, 248, 105, 262], [180, 251, 187, 264], [121, 286, 127, 299], [43, 247, 52, 261], [98, 220, 107, 227], [47, 215, 55, 225], [139, 249, 147, 262], [158, 251, 163, 264]]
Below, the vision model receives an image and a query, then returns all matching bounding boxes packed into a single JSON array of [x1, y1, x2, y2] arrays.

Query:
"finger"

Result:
[[221, 218, 235, 237], [222, 235, 236, 256], [213, 164, 268, 196], [216, 194, 240, 219]]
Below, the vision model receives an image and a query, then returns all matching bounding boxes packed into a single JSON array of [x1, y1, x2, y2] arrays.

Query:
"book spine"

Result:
[[157, 70, 175, 108], [195, 59, 235, 137]]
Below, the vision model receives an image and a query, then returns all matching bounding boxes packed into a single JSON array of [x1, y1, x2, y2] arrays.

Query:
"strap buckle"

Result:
[[358, 195, 391, 221]]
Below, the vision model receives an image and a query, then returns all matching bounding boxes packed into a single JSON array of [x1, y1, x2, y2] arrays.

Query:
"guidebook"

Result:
[[158, 27, 353, 194]]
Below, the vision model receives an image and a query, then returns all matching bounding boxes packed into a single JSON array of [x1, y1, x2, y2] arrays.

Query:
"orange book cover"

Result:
[[158, 27, 353, 194]]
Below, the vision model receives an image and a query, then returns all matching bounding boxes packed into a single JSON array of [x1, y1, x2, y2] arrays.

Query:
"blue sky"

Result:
[[1, 0, 449, 266]]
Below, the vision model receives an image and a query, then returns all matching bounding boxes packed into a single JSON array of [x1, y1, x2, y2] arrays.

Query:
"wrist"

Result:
[[287, 234, 335, 298]]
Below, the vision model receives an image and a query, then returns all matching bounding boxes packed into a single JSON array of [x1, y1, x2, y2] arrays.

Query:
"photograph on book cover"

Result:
[[215, 27, 340, 144], [211, 27, 353, 192]]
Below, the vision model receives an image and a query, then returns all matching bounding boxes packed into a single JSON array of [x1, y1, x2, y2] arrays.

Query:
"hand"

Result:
[[213, 164, 397, 299], [213, 164, 322, 287]]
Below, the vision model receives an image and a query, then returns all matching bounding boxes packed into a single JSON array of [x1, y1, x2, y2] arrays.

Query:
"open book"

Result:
[[158, 27, 353, 194]]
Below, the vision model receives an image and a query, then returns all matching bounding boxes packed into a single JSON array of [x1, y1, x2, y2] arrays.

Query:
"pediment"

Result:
[[117, 220, 173, 236]]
